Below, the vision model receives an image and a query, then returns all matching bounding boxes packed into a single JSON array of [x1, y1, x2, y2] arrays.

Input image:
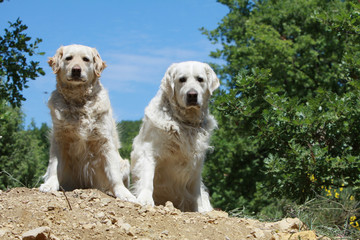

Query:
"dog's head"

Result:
[[161, 61, 220, 109], [48, 44, 107, 85]]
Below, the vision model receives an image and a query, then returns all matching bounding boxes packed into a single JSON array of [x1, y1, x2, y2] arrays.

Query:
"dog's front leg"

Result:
[[39, 136, 60, 192], [131, 149, 156, 206], [196, 182, 213, 212], [105, 150, 137, 203]]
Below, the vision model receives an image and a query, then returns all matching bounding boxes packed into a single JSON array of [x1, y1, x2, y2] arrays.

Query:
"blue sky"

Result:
[[0, 0, 228, 127]]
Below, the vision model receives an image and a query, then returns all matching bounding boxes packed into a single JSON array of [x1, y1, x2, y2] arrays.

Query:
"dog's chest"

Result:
[[54, 103, 105, 143], [160, 126, 210, 166]]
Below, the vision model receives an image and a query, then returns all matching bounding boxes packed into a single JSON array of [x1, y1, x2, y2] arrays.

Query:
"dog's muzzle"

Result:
[[186, 89, 198, 106], [71, 66, 82, 79]]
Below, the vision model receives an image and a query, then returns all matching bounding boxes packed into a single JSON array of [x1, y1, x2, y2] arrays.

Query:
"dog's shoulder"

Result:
[[87, 84, 111, 115], [143, 91, 180, 135], [203, 112, 218, 134], [48, 90, 65, 109]]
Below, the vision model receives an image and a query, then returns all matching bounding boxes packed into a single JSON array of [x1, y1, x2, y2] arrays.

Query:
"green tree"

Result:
[[202, 0, 360, 213], [0, 100, 48, 189], [0, 5, 47, 188], [118, 120, 142, 160], [0, 18, 45, 107]]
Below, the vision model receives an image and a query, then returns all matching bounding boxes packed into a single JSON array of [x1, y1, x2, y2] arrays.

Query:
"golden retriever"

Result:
[[130, 61, 220, 212], [39, 44, 136, 202]]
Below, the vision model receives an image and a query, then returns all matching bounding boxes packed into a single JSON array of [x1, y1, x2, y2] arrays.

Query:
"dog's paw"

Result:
[[114, 186, 137, 203], [39, 182, 59, 192], [137, 190, 155, 206]]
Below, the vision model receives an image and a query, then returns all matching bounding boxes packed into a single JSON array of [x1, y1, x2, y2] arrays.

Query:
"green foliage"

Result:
[[0, 18, 45, 108], [202, 0, 360, 220], [0, 100, 49, 189], [0, 7, 48, 188], [290, 184, 360, 238], [118, 120, 142, 160]]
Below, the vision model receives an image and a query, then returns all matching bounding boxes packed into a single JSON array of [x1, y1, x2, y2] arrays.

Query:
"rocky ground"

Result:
[[0, 188, 328, 240]]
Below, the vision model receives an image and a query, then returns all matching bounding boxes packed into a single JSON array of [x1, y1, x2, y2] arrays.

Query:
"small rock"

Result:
[[145, 205, 156, 215], [275, 218, 303, 232], [157, 208, 166, 215], [82, 223, 96, 230], [101, 198, 112, 206], [250, 229, 265, 238], [289, 231, 316, 240], [120, 223, 131, 232], [47, 206, 55, 211], [0, 227, 10, 237], [95, 211, 105, 219], [127, 228, 136, 237], [88, 196, 99, 202], [138, 206, 148, 214], [21, 226, 51, 240], [50, 192, 62, 198], [161, 230, 169, 236], [79, 203, 87, 209], [117, 201, 125, 208], [120, 223, 136, 237], [206, 210, 229, 219], [165, 201, 175, 209], [108, 211, 116, 216], [101, 219, 112, 226]]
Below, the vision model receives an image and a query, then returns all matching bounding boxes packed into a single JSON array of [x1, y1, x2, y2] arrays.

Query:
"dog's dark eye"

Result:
[[179, 77, 187, 83], [197, 77, 204, 82], [65, 56, 73, 61], [83, 57, 90, 62]]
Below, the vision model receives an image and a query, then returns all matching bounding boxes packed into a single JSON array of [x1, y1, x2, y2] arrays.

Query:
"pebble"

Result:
[[161, 230, 169, 236], [21, 226, 51, 240], [206, 210, 229, 219], [82, 223, 96, 230], [117, 201, 125, 208], [95, 211, 105, 219], [0, 227, 10, 237], [101, 198, 112, 206], [51, 192, 63, 198], [120, 223, 131, 232], [47, 206, 55, 211]]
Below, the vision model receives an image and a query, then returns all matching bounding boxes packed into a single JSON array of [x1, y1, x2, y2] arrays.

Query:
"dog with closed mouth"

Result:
[[131, 61, 220, 212], [39, 44, 136, 202]]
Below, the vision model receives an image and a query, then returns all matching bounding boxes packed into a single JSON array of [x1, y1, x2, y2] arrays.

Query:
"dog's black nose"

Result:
[[71, 66, 81, 78], [187, 90, 198, 105]]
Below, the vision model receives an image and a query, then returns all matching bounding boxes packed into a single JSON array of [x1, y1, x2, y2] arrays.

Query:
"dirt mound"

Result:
[[0, 188, 325, 239]]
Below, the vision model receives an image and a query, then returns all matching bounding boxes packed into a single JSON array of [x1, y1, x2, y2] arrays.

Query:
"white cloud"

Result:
[[100, 47, 207, 92]]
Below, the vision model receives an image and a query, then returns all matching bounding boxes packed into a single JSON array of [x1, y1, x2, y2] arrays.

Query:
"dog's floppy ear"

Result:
[[92, 47, 107, 77], [48, 46, 64, 74], [161, 63, 176, 98], [204, 63, 220, 95]]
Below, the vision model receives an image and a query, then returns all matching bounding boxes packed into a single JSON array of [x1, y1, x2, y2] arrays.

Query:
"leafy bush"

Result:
[[202, 0, 360, 216], [0, 100, 49, 189], [118, 120, 142, 160]]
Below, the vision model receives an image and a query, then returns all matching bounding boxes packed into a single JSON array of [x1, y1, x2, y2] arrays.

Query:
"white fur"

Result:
[[39, 44, 136, 202], [131, 61, 220, 212]]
